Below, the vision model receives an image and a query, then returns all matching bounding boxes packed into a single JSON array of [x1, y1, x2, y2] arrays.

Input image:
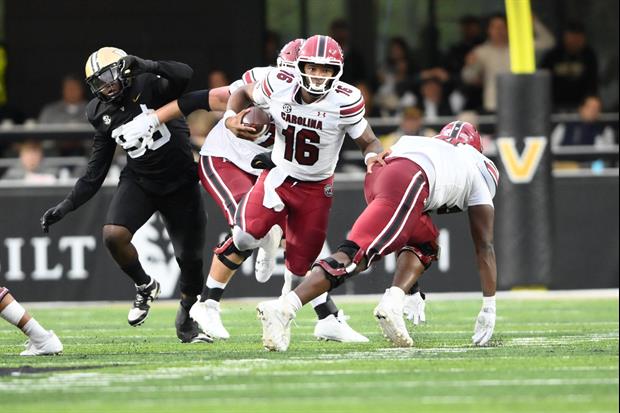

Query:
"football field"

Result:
[[1, 292, 618, 413]]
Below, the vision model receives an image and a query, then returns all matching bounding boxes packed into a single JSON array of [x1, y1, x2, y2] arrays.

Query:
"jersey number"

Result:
[[282, 126, 320, 166]]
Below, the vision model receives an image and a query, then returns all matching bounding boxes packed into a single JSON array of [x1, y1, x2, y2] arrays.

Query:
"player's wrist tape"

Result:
[[223, 110, 237, 122], [482, 295, 496, 309], [364, 152, 378, 165], [147, 113, 160, 128]]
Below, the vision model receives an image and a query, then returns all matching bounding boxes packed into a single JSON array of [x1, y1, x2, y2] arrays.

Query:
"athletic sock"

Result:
[[21, 318, 49, 343], [121, 258, 151, 286], [180, 295, 198, 312], [199, 275, 228, 302], [311, 293, 339, 320], [284, 291, 302, 312]]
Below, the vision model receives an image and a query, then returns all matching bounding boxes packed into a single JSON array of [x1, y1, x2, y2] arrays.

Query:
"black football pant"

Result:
[[106, 178, 206, 297]]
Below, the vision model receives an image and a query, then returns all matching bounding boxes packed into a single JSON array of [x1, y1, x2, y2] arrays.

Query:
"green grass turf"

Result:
[[0, 297, 618, 413]]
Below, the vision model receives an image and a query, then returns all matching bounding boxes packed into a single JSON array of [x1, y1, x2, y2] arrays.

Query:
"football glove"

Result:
[[112, 112, 159, 158], [120, 55, 158, 77], [404, 291, 426, 325], [40, 199, 74, 233], [472, 303, 496, 346]]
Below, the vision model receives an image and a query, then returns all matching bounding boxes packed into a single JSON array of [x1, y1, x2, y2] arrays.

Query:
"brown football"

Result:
[[241, 106, 271, 135]]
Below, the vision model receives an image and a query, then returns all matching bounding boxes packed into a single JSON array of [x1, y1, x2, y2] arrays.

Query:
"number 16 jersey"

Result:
[[252, 68, 368, 181]]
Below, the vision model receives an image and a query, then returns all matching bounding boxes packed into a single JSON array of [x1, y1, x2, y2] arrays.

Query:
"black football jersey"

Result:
[[67, 61, 196, 209]]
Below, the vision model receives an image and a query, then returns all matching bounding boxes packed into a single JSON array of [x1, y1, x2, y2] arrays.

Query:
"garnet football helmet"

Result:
[[84, 47, 129, 102], [437, 120, 483, 153], [277, 38, 304, 69], [295, 35, 344, 95]]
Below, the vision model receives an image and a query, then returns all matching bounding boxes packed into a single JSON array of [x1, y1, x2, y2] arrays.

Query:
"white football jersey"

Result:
[[252, 67, 368, 181], [200, 66, 274, 176], [388, 135, 499, 211]]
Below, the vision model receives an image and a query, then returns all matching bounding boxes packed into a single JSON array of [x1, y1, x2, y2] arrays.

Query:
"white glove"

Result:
[[404, 291, 426, 325], [472, 297, 496, 346], [111, 112, 159, 158]]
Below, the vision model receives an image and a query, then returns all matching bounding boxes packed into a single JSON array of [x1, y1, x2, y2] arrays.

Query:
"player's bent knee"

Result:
[[0, 286, 9, 303], [214, 234, 252, 270], [232, 226, 262, 251], [312, 240, 369, 290], [399, 241, 440, 270], [102, 225, 132, 253]]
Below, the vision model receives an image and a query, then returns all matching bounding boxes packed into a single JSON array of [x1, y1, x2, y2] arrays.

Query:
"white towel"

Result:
[[262, 167, 288, 212]]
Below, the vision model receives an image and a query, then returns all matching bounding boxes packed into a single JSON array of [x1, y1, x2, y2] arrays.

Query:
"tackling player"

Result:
[[256, 121, 499, 351], [39, 47, 220, 343], [0, 287, 63, 355], [221, 34, 386, 347]]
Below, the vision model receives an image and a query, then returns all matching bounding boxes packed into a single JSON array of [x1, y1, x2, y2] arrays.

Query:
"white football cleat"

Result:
[[189, 300, 230, 340], [256, 298, 295, 352], [128, 279, 161, 327], [374, 287, 413, 347], [314, 310, 369, 343], [255, 225, 283, 283], [20, 331, 63, 356]]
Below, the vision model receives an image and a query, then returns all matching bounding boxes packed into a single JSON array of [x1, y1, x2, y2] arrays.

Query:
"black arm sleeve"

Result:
[[65, 132, 116, 210], [152, 60, 194, 100], [177, 89, 211, 116]]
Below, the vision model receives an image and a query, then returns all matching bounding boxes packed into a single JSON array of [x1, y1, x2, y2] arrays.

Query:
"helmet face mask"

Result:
[[294, 35, 344, 96], [84, 47, 129, 102]]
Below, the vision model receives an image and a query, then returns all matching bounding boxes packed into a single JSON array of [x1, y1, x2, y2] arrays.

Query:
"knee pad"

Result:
[[176, 257, 204, 296], [0, 287, 9, 303], [232, 226, 262, 251], [214, 235, 252, 270], [399, 240, 440, 270], [313, 256, 358, 291], [337, 240, 367, 268]]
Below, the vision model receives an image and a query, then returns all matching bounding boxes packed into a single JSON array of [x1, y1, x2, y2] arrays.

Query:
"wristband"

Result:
[[223, 110, 237, 122], [364, 152, 378, 165]]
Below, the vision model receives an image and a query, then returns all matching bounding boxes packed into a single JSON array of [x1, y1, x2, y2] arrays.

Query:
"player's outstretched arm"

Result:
[[353, 125, 386, 173], [468, 204, 497, 345]]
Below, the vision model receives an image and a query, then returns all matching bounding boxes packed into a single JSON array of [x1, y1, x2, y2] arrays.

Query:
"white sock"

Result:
[[310, 292, 329, 308], [388, 286, 406, 299], [284, 292, 303, 312], [206, 275, 228, 290], [21, 318, 49, 343], [1, 301, 26, 326]]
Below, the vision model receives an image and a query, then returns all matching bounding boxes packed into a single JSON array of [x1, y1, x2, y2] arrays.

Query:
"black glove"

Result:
[[40, 199, 74, 233], [251, 152, 276, 170], [120, 55, 158, 77]]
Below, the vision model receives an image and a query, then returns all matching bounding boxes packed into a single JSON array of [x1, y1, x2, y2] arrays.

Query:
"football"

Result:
[[241, 106, 271, 136]]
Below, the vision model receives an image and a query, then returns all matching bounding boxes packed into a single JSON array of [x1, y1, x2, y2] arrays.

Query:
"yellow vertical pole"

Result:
[[505, 0, 536, 74]]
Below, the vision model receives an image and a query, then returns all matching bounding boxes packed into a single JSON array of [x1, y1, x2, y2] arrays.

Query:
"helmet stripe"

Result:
[[317, 35, 326, 57], [450, 121, 464, 138], [89, 53, 98, 75]]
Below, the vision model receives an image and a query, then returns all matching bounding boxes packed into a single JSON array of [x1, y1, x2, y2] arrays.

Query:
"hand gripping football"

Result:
[[241, 106, 271, 136]]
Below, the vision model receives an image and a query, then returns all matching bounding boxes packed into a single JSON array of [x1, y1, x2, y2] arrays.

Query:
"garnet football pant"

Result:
[[235, 171, 334, 276], [347, 158, 439, 266], [106, 178, 206, 296]]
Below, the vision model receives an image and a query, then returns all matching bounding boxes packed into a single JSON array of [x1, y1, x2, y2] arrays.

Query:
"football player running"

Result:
[[223, 35, 387, 348], [0, 287, 63, 356], [40, 47, 220, 343], [256, 121, 499, 351]]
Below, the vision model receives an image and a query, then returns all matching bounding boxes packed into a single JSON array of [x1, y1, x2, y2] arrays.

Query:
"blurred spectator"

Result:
[[462, 14, 555, 113], [541, 22, 599, 111], [380, 107, 435, 148], [447, 16, 485, 111], [263, 30, 281, 66], [355, 81, 381, 118], [329, 18, 366, 84], [416, 77, 454, 121], [38, 74, 88, 124], [551, 96, 616, 148], [207, 69, 230, 89], [375, 37, 417, 117], [3, 140, 57, 183]]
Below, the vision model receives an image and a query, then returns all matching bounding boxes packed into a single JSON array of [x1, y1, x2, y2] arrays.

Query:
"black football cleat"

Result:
[[175, 303, 213, 343], [128, 279, 161, 327]]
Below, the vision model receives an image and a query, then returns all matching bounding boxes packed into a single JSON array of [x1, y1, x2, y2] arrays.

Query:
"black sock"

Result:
[[180, 295, 197, 312], [313, 295, 339, 320], [206, 288, 224, 302], [121, 259, 151, 286], [408, 282, 420, 295]]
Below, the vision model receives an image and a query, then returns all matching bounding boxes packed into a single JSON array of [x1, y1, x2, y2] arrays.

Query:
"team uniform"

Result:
[[70, 60, 206, 299], [347, 135, 499, 267], [234, 67, 368, 275], [198, 66, 274, 226]]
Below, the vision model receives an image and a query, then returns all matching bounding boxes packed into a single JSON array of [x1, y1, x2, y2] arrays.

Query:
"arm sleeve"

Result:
[[65, 131, 116, 210], [153, 60, 194, 100], [177, 89, 211, 116]]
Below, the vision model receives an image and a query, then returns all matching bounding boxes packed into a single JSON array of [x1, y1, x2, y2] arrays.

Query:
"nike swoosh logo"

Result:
[[132, 93, 141, 102]]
